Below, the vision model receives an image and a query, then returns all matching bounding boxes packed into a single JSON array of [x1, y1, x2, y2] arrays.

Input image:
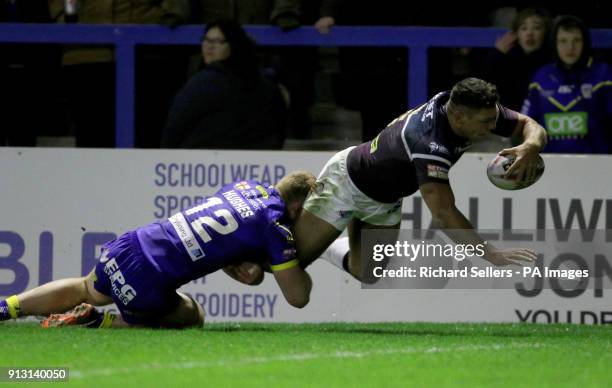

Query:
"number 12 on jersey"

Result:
[[185, 197, 239, 243]]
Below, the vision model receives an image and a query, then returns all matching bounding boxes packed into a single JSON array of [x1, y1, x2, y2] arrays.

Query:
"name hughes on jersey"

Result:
[[222, 189, 254, 219], [153, 184, 273, 221]]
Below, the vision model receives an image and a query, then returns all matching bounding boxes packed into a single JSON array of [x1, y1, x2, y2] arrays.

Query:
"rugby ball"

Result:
[[486, 154, 545, 190]]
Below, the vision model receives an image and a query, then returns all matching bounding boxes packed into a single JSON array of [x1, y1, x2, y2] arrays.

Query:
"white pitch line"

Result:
[[70, 342, 544, 379]]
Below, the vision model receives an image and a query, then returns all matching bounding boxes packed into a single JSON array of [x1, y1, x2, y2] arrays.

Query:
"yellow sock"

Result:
[[98, 312, 116, 328], [6, 295, 20, 319]]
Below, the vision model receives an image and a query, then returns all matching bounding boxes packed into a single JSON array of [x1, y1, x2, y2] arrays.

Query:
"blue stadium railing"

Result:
[[2, 24, 612, 148]]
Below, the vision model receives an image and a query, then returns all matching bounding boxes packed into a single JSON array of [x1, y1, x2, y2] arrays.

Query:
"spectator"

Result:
[[161, 20, 288, 149], [522, 15, 612, 153], [47, 0, 190, 148], [482, 7, 552, 111], [188, 1, 306, 139]]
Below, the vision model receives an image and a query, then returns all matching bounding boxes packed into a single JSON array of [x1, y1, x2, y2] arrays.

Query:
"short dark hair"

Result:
[[449, 78, 499, 109], [551, 15, 591, 69], [554, 15, 585, 32]]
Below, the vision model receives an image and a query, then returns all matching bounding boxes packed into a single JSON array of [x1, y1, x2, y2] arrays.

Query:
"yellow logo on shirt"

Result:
[[370, 135, 380, 153], [255, 185, 269, 199]]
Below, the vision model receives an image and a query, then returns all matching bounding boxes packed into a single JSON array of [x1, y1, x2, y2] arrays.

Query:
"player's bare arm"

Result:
[[420, 182, 536, 266], [500, 113, 547, 181], [273, 265, 312, 308], [419, 182, 477, 231]]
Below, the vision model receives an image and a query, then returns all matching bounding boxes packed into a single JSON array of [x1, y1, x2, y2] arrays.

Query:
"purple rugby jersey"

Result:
[[134, 180, 296, 287]]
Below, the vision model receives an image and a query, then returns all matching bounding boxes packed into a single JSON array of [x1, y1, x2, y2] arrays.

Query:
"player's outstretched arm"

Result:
[[513, 113, 547, 149], [272, 265, 312, 308], [420, 182, 536, 266], [420, 182, 475, 230]]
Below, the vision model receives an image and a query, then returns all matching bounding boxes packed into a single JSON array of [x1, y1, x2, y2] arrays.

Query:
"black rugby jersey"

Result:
[[346, 92, 519, 203]]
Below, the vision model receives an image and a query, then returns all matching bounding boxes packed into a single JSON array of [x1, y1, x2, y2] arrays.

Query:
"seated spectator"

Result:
[[161, 19, 287, 149], [188, 1, 306, 139], [483, 7, 552, 111], [522, 15, 612, 154]]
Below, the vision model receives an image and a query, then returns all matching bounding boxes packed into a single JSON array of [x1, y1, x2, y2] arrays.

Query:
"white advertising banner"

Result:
[[1, 148, 610, 324]]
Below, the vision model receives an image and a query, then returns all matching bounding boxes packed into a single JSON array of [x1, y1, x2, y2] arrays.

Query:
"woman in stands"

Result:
[[161, 19, 288, 150]]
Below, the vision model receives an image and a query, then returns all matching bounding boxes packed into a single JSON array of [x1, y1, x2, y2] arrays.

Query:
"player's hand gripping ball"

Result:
[[486, 154, 545, 190], [228, 261, 264, 285]]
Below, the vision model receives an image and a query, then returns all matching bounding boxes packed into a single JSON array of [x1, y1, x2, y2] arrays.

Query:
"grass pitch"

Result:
[[1, 322, 611, 387]]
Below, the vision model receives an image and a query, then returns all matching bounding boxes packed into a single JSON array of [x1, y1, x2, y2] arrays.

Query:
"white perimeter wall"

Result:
[[1, 148, 610, 324]]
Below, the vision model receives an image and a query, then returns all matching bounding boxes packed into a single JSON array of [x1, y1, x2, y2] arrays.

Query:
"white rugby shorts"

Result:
[[303, 147, 403, 231]]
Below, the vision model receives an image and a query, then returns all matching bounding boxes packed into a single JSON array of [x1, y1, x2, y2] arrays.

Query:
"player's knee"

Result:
[[178, 312, 204, 329], [177, 294, 205, 328], [184, 306, 205, 328], [193, 299, 205, 326]]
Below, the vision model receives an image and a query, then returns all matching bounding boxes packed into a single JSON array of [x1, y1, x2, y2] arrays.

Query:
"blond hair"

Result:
[[276, 171, 317, 205]]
